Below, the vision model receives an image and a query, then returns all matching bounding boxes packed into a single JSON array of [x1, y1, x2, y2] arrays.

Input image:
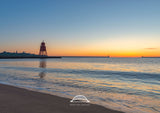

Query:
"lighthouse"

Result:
[[39, 41, 47, 56]]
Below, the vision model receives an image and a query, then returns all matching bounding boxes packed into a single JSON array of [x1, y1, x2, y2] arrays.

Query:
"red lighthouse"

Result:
[[39, 41, 47, 56]]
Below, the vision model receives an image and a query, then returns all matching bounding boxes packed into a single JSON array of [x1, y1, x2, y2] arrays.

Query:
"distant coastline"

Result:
[[0, 51, 61, 59], [141, 56, 160, 58], [62, 56, 110, 58], [0, 51, 111, 59], [2, 52, 160, 58]]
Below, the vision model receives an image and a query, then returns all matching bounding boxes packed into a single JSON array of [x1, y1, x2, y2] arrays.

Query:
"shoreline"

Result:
[[0, 56, 62, 59], [0, 83, 124, 113]]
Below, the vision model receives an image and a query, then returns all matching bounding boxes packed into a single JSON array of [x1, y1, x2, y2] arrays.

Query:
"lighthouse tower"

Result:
[[39, 41, 47, 56]]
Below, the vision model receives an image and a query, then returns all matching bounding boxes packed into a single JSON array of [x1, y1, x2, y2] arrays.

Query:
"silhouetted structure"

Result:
[[0, 51, 39, 57], [39, 41, 47, 56], [0, 51, 61, 59], [0, 41, 61, 59]]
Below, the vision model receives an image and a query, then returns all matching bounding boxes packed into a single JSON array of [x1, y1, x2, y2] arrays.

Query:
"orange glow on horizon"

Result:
[[1, 41, 160, 57], [47, 48, 160, 57], [1, 49, 160, 57]]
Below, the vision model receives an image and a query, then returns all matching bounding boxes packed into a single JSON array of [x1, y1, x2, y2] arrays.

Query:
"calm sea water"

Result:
[[0, 58, 160, 113]]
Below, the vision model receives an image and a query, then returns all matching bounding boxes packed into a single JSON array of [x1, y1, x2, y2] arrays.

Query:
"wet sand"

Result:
[[0, 83, 124, 113]]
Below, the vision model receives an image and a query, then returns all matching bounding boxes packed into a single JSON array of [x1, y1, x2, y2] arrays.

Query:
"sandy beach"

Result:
[[0, 83, 124, 113]]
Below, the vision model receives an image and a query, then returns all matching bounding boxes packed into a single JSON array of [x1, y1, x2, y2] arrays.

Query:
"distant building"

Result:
[[0, 51, 39, 57]]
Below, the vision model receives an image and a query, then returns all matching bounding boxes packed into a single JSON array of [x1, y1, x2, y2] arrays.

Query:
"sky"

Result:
[[0, 0, 160, 57]]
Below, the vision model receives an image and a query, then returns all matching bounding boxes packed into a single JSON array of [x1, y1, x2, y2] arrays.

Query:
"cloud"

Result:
[[144, 48, 157, 50]]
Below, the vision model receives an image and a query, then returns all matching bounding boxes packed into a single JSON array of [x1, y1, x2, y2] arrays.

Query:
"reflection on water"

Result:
[[0, 58, 160, 113], [39, 71, 46, 78], [39, 60, 46, 78]]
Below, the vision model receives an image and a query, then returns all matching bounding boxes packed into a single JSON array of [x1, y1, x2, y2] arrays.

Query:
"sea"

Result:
[[0, 58, 160, 113]]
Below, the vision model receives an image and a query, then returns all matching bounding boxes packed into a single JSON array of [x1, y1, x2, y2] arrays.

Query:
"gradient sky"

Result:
[[0, 0, 160, 57]]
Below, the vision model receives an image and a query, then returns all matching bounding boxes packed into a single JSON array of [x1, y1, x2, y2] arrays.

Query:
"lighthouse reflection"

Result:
[[39, 60, 46, 78]]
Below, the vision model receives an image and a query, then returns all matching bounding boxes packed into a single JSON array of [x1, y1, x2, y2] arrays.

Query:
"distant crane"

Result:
[[39, 41, 47, 56]]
